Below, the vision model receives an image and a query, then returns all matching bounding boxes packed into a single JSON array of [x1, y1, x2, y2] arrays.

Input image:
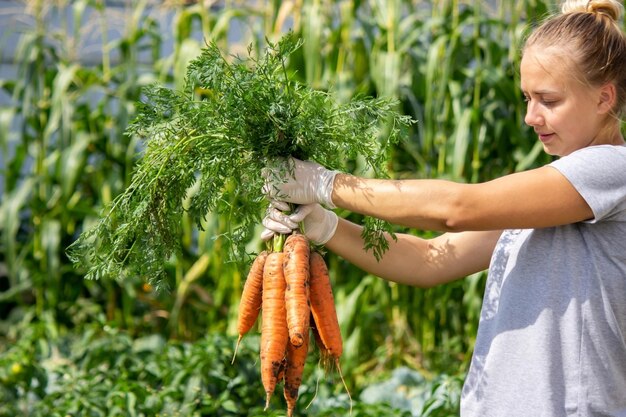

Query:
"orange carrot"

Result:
[[310, 314, 333, 375], [309, 252, 352, 413], [310, 313, 329, 358], [276, 357, 287, 384], [284, 328, 310, 417], [232, 250, 268, 363], [308, 251, 342, 360], [260, 251, 289, 410], [283, 234, 311, 347]]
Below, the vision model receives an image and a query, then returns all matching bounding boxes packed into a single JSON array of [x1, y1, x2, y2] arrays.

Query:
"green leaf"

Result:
[[68, 32, 415, 287]]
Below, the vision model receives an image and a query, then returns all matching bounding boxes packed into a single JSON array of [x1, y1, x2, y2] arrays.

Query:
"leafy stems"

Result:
[[68, 32, 414, 287], [271, 233, 287, 253]]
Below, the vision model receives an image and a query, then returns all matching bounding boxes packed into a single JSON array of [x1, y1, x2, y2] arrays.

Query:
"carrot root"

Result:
[[233, 251, 268, 363], [260, 251, 289, 409], [309, 251, 342, 359], [253, 243, 346, 416], [334, 358, 353, 416], [231, 334, 243, 365], [284, 329, 310, 417], [283, 234, 311, 348]]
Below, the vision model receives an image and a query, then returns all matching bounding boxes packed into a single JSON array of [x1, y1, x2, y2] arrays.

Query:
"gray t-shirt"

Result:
[[461, 145, 626, 417]]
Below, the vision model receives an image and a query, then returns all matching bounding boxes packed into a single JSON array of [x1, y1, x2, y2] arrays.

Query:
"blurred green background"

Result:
[[2, 0, 622, 416]]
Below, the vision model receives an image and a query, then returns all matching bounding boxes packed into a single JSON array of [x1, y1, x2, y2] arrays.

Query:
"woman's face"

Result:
[[520, 47, 612, 157]]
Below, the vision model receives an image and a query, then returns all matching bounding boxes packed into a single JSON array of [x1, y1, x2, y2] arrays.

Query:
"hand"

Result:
[[261, 202, 338, 245], [262, 157, 338, 208]]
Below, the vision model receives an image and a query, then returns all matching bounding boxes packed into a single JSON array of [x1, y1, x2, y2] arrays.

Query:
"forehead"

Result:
[[520, 48, 569, 93]]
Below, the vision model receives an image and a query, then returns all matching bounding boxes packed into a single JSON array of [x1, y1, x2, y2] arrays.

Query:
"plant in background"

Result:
[[0, 0, 167, 329], [0, 319, 417, 417], [67, 32, 414, 290], [1, 1, 574, 408]]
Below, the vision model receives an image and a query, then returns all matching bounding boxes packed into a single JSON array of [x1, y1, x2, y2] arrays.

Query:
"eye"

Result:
[[541, 99, 559, 108]]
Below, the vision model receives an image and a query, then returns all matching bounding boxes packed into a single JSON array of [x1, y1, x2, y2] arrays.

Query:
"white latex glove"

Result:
[[262, 157, 338, 208], [261, 203, 338, 245]]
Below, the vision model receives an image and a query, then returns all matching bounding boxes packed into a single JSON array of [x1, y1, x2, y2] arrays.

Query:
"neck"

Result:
[[598, 119, 625, 146]]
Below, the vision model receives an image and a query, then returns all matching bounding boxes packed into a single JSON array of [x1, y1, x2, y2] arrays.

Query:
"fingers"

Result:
[[261, 218, 292, 235], [262, 181, 282, 201], [260, 201, 336, 245], [262, 157, 290, 178], [261, 200, 311, 240], [269, 206, 298, 228], [261, 157, 296, 184], [261, 157, 288, 201], [294, 157, 320, 172], [261, 228, 274, 241], [261, 205, 299, 239], [289, 203, 316, 223], [262, 157, 314, 205], [268, 199, 290, 212]]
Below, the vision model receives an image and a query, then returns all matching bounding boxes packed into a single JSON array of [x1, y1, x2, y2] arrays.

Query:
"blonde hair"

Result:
[[560, 0, 624, 18], [524, 0, 626, 118]]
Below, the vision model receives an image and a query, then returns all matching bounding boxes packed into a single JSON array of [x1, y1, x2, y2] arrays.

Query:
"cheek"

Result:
[[555, 110, 596, 145], [550, 103, 585, 132]]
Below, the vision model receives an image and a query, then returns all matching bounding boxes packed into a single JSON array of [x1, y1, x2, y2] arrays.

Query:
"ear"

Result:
[[597, 83, 617, 115]]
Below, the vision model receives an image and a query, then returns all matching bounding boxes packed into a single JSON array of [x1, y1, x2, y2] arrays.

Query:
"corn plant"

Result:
[[0, 0, 558, 396]]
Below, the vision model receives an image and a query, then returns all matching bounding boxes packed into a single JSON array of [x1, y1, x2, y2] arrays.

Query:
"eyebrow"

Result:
[[521, 89, 560, 95]]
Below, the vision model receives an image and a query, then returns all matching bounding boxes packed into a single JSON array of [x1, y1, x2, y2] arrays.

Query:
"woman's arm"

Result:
[[325, 218, 502, 288], [332, 166, 593, 232]]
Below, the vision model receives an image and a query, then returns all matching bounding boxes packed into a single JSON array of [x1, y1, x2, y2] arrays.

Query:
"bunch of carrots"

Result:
[[232, 232, 347, 416]]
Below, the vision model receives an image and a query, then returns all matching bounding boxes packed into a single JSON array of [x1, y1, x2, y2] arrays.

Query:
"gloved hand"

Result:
[[261, 202, 338, 245], [262, 157, 339, 208]]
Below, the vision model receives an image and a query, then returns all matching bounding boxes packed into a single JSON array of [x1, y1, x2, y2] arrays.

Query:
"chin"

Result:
[[541, 142, 572, 157], [541, 144, 560, 157]]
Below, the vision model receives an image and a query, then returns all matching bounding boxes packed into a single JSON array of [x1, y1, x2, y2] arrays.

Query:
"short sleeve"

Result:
[[549, 145, 626, 222]]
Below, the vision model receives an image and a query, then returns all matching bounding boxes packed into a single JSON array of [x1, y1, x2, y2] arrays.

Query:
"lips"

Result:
[[536, 132, 554, 142]]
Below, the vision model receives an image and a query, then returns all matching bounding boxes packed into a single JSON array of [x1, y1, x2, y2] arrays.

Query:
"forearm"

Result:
[[324, 218, 498, 288], [330, 167, 593, 231], [331, 174, 467, 232]]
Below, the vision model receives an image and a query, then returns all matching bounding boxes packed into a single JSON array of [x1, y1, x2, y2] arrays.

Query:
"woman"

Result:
[[262, 0, 626, 415]]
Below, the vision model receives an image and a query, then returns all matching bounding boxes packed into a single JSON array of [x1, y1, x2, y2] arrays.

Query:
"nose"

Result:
[[524, 101, 543, 127]]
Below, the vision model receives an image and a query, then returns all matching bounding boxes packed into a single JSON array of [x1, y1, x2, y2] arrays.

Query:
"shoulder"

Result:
[[550, 144, 626, 181], [553, 143, 626, 163], [549, 144, 626, 222]]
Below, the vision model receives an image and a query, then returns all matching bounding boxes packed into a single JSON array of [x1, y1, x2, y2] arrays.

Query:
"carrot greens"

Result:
[[68, 33, 414, 289]]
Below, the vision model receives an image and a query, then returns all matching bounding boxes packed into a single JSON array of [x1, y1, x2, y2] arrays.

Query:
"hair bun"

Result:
[[561, 0, 625, 21]]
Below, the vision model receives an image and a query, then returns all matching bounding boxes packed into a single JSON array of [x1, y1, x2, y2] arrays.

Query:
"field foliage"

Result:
[[3, 0, 618, 414]]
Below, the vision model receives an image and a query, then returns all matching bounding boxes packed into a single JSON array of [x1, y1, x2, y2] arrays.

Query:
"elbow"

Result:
[[441, 195, 478, 232], [444, 216, 470, 232]]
